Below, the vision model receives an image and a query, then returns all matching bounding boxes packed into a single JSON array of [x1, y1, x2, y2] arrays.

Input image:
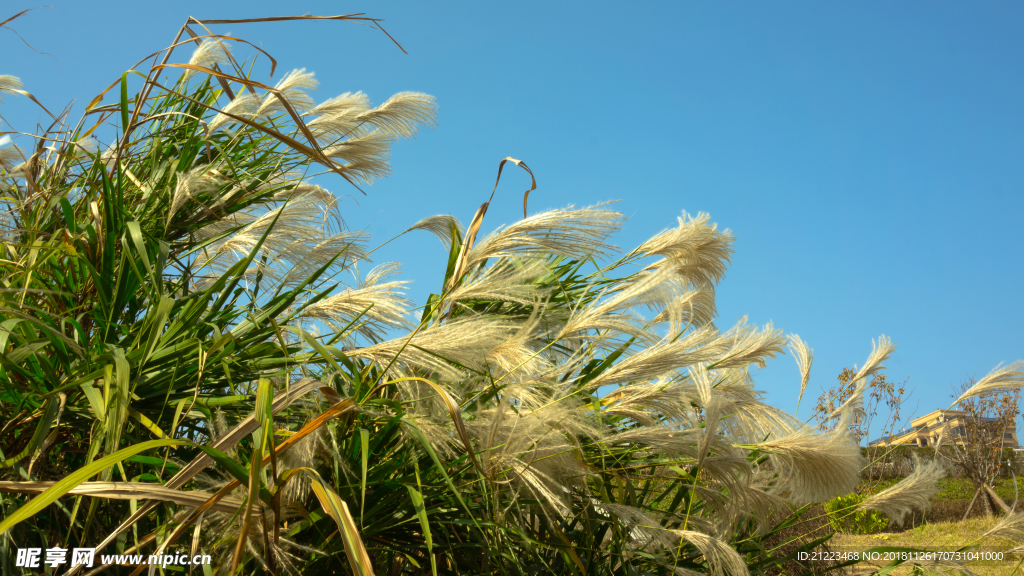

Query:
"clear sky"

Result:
[[3, 2, 1022, 441]]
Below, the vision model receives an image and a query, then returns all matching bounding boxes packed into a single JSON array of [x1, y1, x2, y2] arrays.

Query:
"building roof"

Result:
[[868, 408, 1017, 446], [909, 409, 965, 427]]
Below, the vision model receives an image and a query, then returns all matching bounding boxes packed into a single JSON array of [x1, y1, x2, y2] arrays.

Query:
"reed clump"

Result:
[[1, 13, 1020, 576]]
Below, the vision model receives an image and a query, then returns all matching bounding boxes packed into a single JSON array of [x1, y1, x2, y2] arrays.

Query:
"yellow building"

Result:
[[868, 409, 1019, 448]]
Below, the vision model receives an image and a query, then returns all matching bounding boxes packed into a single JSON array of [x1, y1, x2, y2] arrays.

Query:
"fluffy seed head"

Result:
[[406, 214, 465, 251], [634, 211, 735, 291], [184, 39, 232, 79], [353, 92, 438, 139], [0, 143, 25, 170], [297, 262, 411, 342], [755, 426, 865, 504], [307, 91, 370, 118], [323, 130, 392, 184], [858, 455, 945, 525], [951, 361, 1024, 407], [166, 167, 220, 228], [209, 93, 261, 131], [826, 335, 897, 421], [258, 68, 318, 116], [466, 204, 624, 269], [788, 334, 814, 412], [0, 75, 23, 103], [713, 317, 787, 370]]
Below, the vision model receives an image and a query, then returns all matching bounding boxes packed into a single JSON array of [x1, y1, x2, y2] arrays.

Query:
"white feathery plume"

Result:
[[713, 480, 792, 536], [256, 173, 332, 203], [507, 458, 572, 517], [467, 397, 598, 524], [599, 504, 748, 576], [466, 204, 624, 270], [192, 209, 255, 244], [277, 426, 324, 504], [669, 529, 749, 576], [209, 93, 261, 131], [272, 182, 336, 207], [857, 455, 945, 525], [0, 142, 25, 170], [833, 386, 868, 442], [788, 334, 814, 413], [558, 305, 653, 348], [323, 130, 392, 184], [351, 315, 519, 379], [607, 370, 799, 444], [933, 418, 951, 453], [712, 317, 787, 370], [406, 214, 465, 251], [0, 75, 22, 103], [276, 232, 369, 286], [306, 91, 370, 118], [584, 324, 729, 390], [471, 204, 621, 266], [352, 92, 438, 139], [296, 262, 411, 341], [100, 144, 119, 169], [269, 181, 343, 230], [72, 137, 100, 158], [633, 212, 735, 290], [217, 196, 326, 249], [402, 413, 464, 459], [597, 503, 677, 547], [190, 198, 335, 289], [951, 361, 1024, 407], [194, 485, 324, 576], [601, 377, 692, 426], [982, 509, 1024, 546], [485, 302, 552, 376], [726, 398, 802, 444], [826, 336, 897, 421], [165, 166, 220, 227], [755, 426, 864, 504], [696, 397, 730, 470], [649, 282, 717, 334], [183, 39, 232, 80], [610, 425, 724, 469], [257, 68, 318, 116], [308, 114, 361, 141], [447, 258, 551, 309], [306, 93, 371, 140], [558, 265, 677, 345], [687, 370, 801, 442], [851, 335, 897, 384], [685, 368, 728, 468]]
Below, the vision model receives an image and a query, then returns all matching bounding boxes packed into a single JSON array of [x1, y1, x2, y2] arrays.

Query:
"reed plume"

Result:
[[858, 455, 945, 525]]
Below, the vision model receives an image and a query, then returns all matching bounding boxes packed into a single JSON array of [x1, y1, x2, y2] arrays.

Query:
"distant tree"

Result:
[[937, 378, 1020, 519], [813, 368, 910, 492]]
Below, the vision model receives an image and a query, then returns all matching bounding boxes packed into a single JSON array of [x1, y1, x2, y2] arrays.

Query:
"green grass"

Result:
[[927, 476, 1024, 503], [935, 478, 977, 502]]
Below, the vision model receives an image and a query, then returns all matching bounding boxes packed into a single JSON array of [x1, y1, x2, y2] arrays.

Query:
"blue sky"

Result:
[[3, 2, 1022, 441]]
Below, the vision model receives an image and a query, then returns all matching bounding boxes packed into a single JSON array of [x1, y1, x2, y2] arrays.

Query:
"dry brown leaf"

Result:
[[0, 481, 244, 513]]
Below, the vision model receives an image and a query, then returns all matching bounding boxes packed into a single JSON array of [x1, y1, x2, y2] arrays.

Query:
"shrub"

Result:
[[825, 493, 891, 534]]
